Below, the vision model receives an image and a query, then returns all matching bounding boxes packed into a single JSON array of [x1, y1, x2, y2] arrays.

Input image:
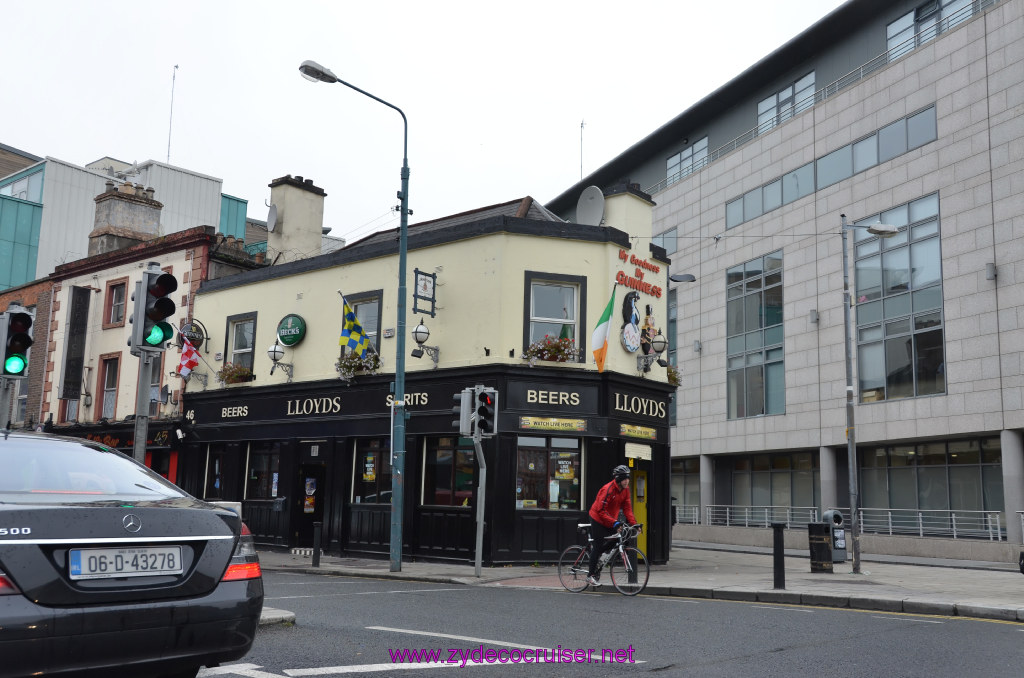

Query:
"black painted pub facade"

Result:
[[177, 364, 674, 565]]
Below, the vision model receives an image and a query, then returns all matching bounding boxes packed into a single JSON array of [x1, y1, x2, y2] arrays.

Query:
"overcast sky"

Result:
[[4, 0, 845, 244]]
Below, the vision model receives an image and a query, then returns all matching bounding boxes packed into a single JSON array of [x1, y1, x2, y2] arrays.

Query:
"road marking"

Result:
[[366, 626, 539, 649], [267, 588, 468, 601], [199, 664, 286, 677], [870, 615, 944, 624], [753, 605, 814, 613]]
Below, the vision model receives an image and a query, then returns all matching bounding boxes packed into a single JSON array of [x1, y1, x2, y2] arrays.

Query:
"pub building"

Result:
[[178, 182, 678, 564]]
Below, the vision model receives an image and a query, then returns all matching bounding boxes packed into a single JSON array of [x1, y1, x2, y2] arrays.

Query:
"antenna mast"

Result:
[[580, 119, 585, 180], [167, 65, 179, 164]]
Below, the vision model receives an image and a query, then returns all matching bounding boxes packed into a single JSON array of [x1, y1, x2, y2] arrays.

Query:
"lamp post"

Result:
[[301, 60, 410, 572], [840, 214, 898, 574]]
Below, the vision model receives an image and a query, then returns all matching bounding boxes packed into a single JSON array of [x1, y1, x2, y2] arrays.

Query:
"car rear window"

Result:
[[0, 436, 188, 504]]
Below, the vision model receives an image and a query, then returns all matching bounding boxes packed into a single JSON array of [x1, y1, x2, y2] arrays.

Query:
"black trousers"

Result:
[[588, 522, 618, 577]]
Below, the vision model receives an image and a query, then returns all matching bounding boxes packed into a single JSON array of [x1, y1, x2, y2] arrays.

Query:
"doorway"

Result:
[[293, 463, 326, 547], [632, 469, 648, 554]]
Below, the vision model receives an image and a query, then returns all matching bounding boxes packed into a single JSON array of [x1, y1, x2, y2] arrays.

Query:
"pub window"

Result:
[[515, 437, 581, 510], [341, 290, 382, 356], [523, 271, 586, 361], [246, 442, 281, 499], [205, 446, 228, 499], [102, 279, 128, 328], [224, 312, 257, 372], [355, 438, 392, 503], [100, 356, 119, 420], [422, 437, 475, 507]]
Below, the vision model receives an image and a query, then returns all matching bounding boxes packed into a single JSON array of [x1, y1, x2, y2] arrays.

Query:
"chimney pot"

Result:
[[145, 187, 155, 200], [304, 178, 313, 185], [295, 176, 303, 183]]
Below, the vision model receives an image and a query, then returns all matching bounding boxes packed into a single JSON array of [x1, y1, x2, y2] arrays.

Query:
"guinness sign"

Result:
[[180, 321, 205, 348]]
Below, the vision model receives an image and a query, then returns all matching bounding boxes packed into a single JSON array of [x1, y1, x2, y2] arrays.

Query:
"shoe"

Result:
[[586, 575, 601, 587]]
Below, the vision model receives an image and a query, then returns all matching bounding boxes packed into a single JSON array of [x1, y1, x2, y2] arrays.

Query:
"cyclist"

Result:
[[586, 464, 640, 586]]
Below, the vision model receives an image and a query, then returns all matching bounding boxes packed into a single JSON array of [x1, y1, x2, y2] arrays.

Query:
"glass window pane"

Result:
[[746, 352, 763, 365], [744, 292, 763, 331], [782, 163, 814, 203], [910, 193, 939, 222], [746, 330, 764, 351], [856, 255, 882, 301], [919, 442, 947, 465], [764, 325, 784, 346], [764, 286, 783, 327], [878, 120, 907, 163], [890, 468, 917, 509], [918, 467, 950, 511], [233, 320, 253, 351], [758, 95, 776, 114], [915, 329, 945, 395], [884, 293, 911, 319], [765, 362, 785, 414], [727, 264, 744, 286], [726, 199, 744, 228], [727, 370, 745, 418], [983, 465, 1004, 511], [727, 335, 745, 355], [949, 440, 980, 464], [727, 298, 744, 335], [745, 366, 765, 417], [516, 448, 548, 509], [913, 219, 939, 239], [915, 311, 941, 330], [860, 325, 883, 342], [533, 284, 574, 320], [816, 144, 853, 189], [886, 318, 911, 335], [949, 466, 981, 511], [891, 446, 916, 466], [859, 342, 885, 402], [885, 336, 915, 399], [913, 286, 942, 312], [549, 451, 581, 510], [853, 136, 878, 172], [728, 356, 746, 369], [907, 107, 937, 149], [881, 204, 909, 228], [766, 346, 784, 361], [911, 238, 941, 288], [882, 248, 910, 295], [743, 189, 763, 220], [763, 180, 782, 211], [764, 251, 783, 272], [861, 468, 888, 508], [888, 11, 914, 36], [857, 300, 882, 325]]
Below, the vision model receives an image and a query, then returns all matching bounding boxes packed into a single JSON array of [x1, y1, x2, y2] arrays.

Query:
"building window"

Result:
[[515, 437, 581, 510], [757, 73, 814, 135], [855, 194, 944, 402], [104, 278, 128, 328], [523, 272, 586, 359], [653, 227, 677, 255], [0, 168, 44, 203], [887, 0, 973, 61], [62, 398, 79, 423], [422, 437, 475, 506], [666, 137, 708, 184], [246, 442, 281, 499], [355, 439, 391, 504], [730, 452, 819, 515], [226, 314, 256, 371], [341, 290, 382, 356], [100, 357, 119, 419], [726, 251, 785, 418]]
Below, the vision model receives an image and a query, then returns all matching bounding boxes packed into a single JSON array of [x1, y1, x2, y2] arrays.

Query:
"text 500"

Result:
[[0, 527, 31, 536]]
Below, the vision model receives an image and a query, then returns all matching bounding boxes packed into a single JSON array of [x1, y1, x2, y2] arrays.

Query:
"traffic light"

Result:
[[130, 268, 178, 355], [1, 310, 33, 378], [452, 387, 472, 437], [474, 386, 497, 438]]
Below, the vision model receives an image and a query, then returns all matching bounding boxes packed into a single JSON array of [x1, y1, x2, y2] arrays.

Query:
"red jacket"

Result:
[[588, 480, 637, 529]]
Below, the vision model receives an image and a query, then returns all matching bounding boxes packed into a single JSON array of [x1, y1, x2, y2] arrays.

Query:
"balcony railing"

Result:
[[644, 0, 1000, 197], [673, 504, 701, 525]]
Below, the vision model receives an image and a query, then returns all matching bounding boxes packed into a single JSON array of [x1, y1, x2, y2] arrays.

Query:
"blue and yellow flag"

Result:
[[340, 301, 369, 358]]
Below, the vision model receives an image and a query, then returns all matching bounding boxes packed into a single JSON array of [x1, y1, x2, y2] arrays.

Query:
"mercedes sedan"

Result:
[[0, 431, 263, 678]]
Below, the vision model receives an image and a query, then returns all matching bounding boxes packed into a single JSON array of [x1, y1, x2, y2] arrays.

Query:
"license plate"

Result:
[[69, 546, 183, 580]]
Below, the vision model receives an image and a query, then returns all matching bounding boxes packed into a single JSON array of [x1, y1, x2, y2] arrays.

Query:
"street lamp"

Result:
[[267, 341, 294, 382], [410, 319, 439, 368], [638, 331, 669, 373], [840, 214, 898, 574], [301, 59, 411, 573]]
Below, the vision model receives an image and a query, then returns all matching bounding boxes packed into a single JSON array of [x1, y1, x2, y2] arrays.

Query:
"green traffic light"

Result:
[[4, 353, 26, 374], [144, 322, 173, 346]]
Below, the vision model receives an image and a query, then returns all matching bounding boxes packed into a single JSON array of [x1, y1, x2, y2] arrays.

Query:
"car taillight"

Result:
[[0, 571, 20, 595], [221, 522, 262, 582]]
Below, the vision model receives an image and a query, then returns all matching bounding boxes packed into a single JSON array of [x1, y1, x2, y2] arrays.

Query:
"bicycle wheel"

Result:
[[609, 546, 649, 596], [557, 545, 591, 592]]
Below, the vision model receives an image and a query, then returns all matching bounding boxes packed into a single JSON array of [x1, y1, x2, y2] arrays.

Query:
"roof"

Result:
[[545, 0, 889, 214]]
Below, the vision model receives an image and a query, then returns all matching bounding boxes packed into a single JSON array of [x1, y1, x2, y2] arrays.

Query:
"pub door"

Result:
[[292, 462, 327, 548], [632, 469, 648, 554]]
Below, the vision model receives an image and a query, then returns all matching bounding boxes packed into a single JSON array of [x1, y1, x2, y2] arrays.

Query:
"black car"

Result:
[[0, 431, 263, 678]]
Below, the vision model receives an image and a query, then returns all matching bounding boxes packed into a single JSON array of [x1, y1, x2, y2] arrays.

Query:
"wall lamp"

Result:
[[638, 331, 669, 374], [410, 319, 439, 368], [267, 340, 294, 382]]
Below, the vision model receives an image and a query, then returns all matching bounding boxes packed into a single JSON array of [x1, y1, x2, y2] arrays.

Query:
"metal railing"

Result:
[[857, 508, 1004, 541], [705, 505, 820, 529], [644, 0, 999, 197], [673, 504, 700, 525]]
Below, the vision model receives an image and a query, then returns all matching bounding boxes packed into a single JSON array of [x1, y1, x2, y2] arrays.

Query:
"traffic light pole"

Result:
[[132, 352, 154, 463], [473, 433, 487, 578], [0, 377, 12, 430]]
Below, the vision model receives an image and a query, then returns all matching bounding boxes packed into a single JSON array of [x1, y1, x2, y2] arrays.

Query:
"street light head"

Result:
[[411, 320, 430, 346], [299, 60, 338, 84], [866, 223, 899, 238], [670, 273, 696, 283]]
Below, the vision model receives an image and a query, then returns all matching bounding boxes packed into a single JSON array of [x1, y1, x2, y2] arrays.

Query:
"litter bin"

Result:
[[808, 522, 833, 573], [823, 510, 847, 563]]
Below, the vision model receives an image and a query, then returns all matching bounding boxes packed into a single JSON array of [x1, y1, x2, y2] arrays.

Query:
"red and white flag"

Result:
[[178, 337, 200, 379]]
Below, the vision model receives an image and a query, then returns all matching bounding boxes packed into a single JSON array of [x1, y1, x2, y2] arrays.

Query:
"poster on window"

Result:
[[554, 455, 576, 480], [363, 454, 376, 481]]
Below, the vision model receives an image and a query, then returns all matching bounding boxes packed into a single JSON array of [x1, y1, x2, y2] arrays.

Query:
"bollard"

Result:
[[312, 521, 322, 568], [771, 522, 786, 589]]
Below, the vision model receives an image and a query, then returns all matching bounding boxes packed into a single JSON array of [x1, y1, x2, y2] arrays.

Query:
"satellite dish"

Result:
[[267, 204, 278, 232], [576, 186, 605, 226]]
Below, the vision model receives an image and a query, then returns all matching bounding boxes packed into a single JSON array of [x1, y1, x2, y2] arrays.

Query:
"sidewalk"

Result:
[[256, 541, 1024, 626]]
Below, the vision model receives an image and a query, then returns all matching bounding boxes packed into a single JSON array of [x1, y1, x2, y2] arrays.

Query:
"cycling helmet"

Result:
[[612, 464, 630, 481]]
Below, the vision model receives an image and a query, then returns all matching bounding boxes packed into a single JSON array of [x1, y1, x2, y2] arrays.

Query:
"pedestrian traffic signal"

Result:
[[130, 267, 178, 355], [474, 386, 497, 438], [452, 387, 472, 437], [1, 310, 33, 378]]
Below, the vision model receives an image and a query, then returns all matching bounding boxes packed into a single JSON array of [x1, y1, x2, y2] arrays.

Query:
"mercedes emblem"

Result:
[[122, 514, 142, 533]]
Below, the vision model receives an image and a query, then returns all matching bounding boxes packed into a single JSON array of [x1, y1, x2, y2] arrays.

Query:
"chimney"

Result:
[[88, 184, 164, 256], [266, 174, 327, 263]]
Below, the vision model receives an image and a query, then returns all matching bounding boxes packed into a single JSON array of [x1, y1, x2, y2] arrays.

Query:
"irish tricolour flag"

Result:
[[591, 285, 617, 372]]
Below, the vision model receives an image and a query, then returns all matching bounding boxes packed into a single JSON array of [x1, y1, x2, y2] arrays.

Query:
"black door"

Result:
[[293, 463, 327, 547]]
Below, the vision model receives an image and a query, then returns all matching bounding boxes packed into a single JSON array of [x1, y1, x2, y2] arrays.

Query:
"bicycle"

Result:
[[557, 522, 649, 596]]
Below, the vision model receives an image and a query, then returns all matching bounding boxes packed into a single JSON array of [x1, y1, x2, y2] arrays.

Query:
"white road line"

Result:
[[753, 605, 814, 613], [366, 626, 539, 650], [267, 588, 468, 600], [870, 615, 944, 624], [199, 664, 287, 677]]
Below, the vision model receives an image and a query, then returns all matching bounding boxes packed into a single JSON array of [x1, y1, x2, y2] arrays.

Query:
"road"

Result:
[[202, 571, 1023, 677]]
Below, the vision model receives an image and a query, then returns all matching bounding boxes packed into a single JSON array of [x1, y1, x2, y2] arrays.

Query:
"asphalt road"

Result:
[[202, 571, 1023, 677]]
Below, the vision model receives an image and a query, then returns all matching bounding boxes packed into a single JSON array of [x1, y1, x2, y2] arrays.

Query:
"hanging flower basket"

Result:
[[336, 352, 381, 381], [216, 362, 253, 385], [666, 364, 680, 387], [521, 336, 580, 366]]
